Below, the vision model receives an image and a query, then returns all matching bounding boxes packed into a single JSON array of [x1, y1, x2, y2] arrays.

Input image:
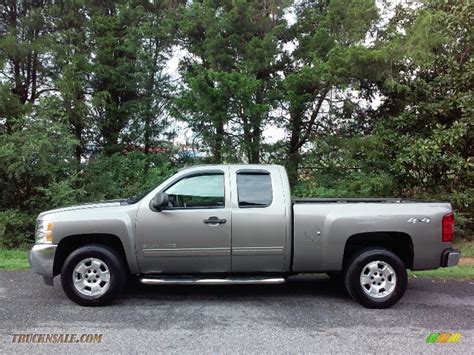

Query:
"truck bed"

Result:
[[292, 199, 452, 272]]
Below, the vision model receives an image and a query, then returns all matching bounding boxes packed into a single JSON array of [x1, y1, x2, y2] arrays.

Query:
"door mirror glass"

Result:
[[150, 192, 169, 211]]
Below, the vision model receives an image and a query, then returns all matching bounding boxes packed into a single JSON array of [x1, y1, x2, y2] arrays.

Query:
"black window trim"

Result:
[[236, 170, 273, 209], [236, 169, 271, 175], [157, 169, 226, 211]]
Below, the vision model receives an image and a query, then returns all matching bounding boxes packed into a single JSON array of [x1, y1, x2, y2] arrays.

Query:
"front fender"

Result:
[[48, 205, 139, 273]]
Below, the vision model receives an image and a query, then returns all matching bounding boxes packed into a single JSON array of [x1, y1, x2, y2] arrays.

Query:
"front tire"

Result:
[[61, 244, 127, 306], [344, 248, 407, 309]]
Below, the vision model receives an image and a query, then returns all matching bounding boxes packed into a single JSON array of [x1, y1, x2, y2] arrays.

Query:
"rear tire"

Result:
[[344, 248, 407, 309], [61, 244, 127, 306]]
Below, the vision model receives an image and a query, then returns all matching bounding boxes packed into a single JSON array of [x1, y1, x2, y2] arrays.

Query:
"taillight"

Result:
[[442, 213, 454, 243]]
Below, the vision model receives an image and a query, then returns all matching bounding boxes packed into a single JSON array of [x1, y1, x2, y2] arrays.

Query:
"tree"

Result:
[[281, 0, 381, 185], [0, 0, 54, 132], [87, 0, 143, 155], [126, 0, 179, 156], [0, 98, 79, 246], [49, 0, 90, 162], [373, 0, 473, 234], [175, 0, 288, 163], [86, 0, 178, 156]]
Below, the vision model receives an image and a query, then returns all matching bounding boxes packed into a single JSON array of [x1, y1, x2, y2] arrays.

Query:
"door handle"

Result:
[[203, 216, 227, 225]]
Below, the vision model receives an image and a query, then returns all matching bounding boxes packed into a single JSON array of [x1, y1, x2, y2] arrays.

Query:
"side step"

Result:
[[139, 276, 286, 286]]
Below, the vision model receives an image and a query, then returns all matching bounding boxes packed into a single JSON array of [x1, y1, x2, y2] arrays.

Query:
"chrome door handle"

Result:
[[203, 216, 227, 225]]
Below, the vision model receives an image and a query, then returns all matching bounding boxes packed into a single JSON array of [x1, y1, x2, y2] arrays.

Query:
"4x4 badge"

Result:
[[407, 217, 431, 223]]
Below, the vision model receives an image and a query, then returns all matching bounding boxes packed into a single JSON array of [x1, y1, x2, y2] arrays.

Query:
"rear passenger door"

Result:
[[230, 168, 288, 272]]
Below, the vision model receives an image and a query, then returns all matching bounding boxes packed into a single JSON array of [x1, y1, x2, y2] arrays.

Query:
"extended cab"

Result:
[[29, 165, 460, 308]]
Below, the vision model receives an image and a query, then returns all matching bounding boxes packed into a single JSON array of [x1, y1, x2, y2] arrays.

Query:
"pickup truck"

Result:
[[29, 164, 460, 308]]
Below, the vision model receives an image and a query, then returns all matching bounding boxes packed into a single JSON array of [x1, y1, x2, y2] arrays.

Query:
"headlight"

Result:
[[36, 220, 53, 244]]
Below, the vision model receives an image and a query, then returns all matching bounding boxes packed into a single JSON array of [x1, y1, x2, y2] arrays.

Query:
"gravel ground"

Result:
[[0, 271, 473, 354]]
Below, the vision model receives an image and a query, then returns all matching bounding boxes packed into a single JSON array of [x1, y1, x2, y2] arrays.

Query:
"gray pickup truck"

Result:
[[29, 164, 460, 308]]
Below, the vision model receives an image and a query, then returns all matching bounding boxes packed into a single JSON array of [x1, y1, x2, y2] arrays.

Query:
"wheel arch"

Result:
[[53, 234, 132, 276], [342, 232, 414, 270]]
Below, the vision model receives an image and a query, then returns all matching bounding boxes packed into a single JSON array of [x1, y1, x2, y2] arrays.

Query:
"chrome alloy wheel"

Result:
[[72, 258, 111, 297], [359, 260, 397, 299]]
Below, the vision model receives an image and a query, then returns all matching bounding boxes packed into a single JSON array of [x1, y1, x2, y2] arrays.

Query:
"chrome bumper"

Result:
[[29, 244, 57, 286], [441, 249, 460, 268]]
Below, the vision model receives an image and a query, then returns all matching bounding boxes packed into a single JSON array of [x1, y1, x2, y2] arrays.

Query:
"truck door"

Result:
[[230, 168, 288, 272], [135, 169, 232, 274]]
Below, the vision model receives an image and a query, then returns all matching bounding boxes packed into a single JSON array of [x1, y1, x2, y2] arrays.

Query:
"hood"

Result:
[[38, 199, 125, 218]]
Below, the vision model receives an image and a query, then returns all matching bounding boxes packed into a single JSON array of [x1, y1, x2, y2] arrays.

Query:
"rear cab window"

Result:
[[236, 170, 273, 208]]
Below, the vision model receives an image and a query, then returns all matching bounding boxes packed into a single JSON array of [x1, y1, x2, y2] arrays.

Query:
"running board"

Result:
[[139, 276, 286, 285]]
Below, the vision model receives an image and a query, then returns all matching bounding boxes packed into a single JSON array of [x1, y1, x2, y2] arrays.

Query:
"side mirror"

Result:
[[150, 192, 169, 211]]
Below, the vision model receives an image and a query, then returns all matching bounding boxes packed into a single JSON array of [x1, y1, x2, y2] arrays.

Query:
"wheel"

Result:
[[326, 271, 342, 279], [61, 244, 127, 306], [344, 248, 407, 309]]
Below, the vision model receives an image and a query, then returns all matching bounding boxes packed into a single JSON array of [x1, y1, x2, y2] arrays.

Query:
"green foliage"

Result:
[[0, 99, 79, 211], [0, 210, 33, 248], [282, 0, 382, 184], [80, 152, 175, 202], [0, 95, 177, 247], [371, 0, 473, 237], [294, 171, 396, 199], [0, 98, 80, 246], [0, 84, 27, 125], [174, 0, 287, 163], [295, 0, 473, 238]]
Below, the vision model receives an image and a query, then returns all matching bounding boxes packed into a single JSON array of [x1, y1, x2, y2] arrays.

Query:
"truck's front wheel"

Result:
[[344, 248, 407, 309], [61, 244, 127, 306]]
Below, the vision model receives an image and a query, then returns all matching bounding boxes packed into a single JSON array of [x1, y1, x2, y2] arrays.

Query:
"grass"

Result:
[[409, 265, 474, 280], [408, 239, 474, 280], [454, 239, 474, 257], [0, 248, 30, 270], [0, 240, 473, 278]]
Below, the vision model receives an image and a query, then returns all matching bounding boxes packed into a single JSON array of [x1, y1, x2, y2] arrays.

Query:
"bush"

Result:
[[293, 170, 396, 198], [0, 210, 34, 248], [80, 152, 176, 202], [0, 99, 178, 247]]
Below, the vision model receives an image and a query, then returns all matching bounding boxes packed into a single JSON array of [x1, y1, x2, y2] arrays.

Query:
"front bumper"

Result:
[[441, 249, 461, 267], [29, 244, 57, 285]]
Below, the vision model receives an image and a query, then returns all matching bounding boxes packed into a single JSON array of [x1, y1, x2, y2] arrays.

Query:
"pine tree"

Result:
[[175, 0, 288, 163]]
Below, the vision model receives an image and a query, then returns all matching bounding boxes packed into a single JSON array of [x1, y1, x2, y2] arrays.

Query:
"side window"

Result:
[[237, 172, 273, 208], [164, 174, 225, 209]]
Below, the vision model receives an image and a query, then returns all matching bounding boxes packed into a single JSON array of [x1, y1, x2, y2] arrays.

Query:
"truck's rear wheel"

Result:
[[344, 248, 407, 309], [61, 244, 126, 306]]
